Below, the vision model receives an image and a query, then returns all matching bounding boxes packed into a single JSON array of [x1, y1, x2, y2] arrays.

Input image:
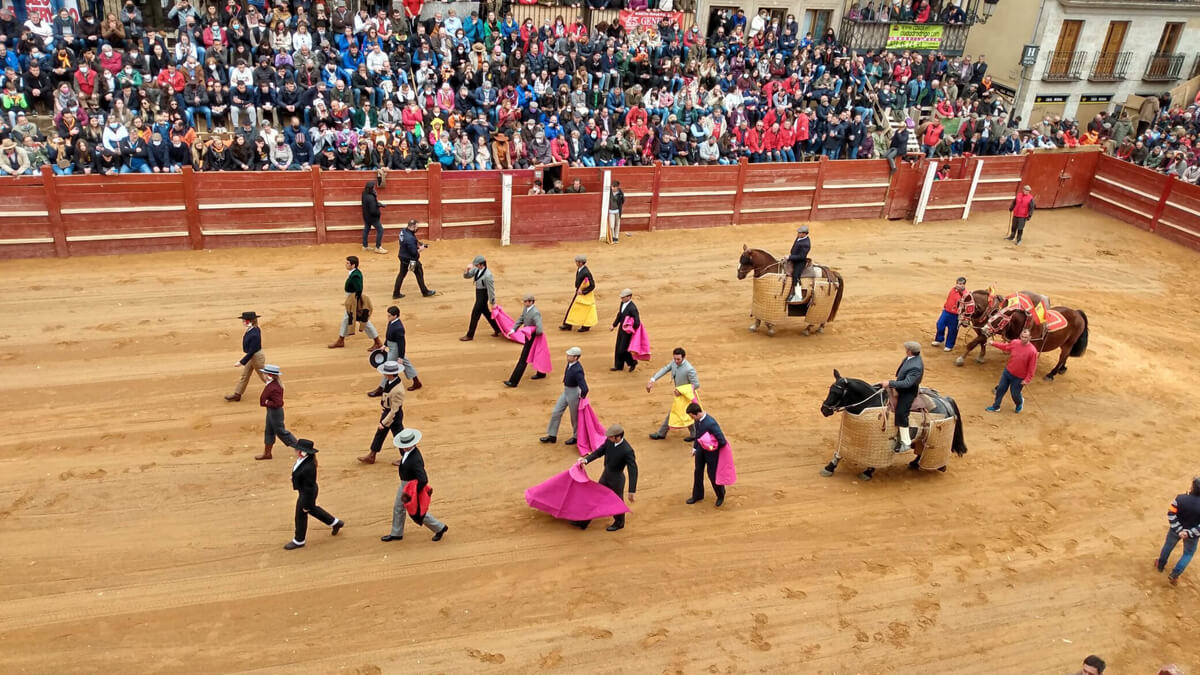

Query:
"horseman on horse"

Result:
[[737, 237, 845, 337]]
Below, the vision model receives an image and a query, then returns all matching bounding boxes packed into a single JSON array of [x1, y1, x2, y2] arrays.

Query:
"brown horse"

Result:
[[737, 246, 845, 335], [982, 305, 1089, 381], [954, 289, 1004, 367]]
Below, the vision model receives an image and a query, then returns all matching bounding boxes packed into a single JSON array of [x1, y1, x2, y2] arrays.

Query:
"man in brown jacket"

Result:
[[1137, 93, 1162, 136], [359, 360, 405, 465]]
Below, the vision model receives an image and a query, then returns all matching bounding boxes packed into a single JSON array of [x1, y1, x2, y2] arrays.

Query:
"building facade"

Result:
[[694, 0, 845, 38], [965, 0, 1200, 125]]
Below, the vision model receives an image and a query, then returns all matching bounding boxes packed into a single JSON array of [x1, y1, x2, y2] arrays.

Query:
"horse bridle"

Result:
[[823, 379, 886, 414]]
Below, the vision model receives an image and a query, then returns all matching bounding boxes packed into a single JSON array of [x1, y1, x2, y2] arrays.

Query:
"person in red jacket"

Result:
[[777, 120, 796, 162], [1007, 184, 1036, 245], [745, 120, 765, 163], [932, 276, 966, 352], [258, 364, 298, 460], [763, 121, 781, 162], [985, 328, 1037, 413]]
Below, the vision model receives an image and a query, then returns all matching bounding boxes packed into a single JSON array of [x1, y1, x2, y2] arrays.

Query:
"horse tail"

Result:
[[1069, 310, 1089, 357], [947, 396, 967, 456], [827, 270, 845, 323]]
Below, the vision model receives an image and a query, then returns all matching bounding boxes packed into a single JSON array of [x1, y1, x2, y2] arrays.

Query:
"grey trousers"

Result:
[[264, 407, 298, 447], [547, 387, 582, 436], [656, 411, 695, 437], [340, 314, 379, 339], [390, 480, 446, 537], [379, 340, 419, 387]]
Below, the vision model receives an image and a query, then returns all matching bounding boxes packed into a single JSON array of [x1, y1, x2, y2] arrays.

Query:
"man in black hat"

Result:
[[787, 225, 811, 303], [285, 439, 345, 550], [226, 311, 266, 402], [574, 424, 638, 531], [359, 360, 405, 465], [393, 218, 436, 299]]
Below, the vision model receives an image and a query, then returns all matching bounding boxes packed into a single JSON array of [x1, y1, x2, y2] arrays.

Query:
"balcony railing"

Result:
[[1043, 51, 1088, 81], [838, 19, 973, 56], [1089, 51, 1131, 81], [1144, 52, 1185, 81]]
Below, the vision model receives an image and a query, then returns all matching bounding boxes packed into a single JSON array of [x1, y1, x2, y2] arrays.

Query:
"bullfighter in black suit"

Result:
[[575, 424, 639, 531], [285, 439, 344, 550], [610, 288, 640, 372]]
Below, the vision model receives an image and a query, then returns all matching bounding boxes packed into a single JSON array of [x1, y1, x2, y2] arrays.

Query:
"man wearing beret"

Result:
[[541, 346, 588, 445], [878, 341, 925, 452], [461, 255, 501, 340], [787, 225, 812, 303], [226, 311, 266, 402]]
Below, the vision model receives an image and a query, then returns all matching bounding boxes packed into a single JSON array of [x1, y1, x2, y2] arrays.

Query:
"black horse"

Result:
[[819, 369, 968, 480]]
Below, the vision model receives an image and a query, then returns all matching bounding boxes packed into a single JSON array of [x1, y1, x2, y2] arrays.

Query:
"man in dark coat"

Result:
[[574, 424, 639, 531], [392, 218, 436, 299], [285, 439, 344, 550], [685, 403, 728, 507], [880, 341, 925, 452], [226, 310, 265, 401], [787, 225, 811, 302], [610, 288, 640, 372], [361, 179, 386, 254]]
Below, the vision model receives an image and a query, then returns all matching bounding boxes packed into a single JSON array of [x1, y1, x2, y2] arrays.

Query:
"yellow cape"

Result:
[[669, 384, 700, 428], [565, 280, 599, 327]]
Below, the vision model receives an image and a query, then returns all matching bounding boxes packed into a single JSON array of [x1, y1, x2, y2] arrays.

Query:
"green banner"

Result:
[[886, 24, 944, 50]]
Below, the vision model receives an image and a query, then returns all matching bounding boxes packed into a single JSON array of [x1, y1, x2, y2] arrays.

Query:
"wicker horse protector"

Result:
[[836, 407, 956, 471], [751, 272, 836, 325]]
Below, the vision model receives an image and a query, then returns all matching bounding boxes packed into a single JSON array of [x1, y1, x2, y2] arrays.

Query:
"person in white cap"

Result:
[[381, 428, 449, 543], [256, 363, 297, 461], [574, 424, 638, 531], [541, 346, 589, 445], [877, 341, 925, 452], [359, 360, 405, 465], [611, 288, 640, 372], [461, 255, 500, 340], [285, 438, 345, 550], [786, 225, 811, 303]]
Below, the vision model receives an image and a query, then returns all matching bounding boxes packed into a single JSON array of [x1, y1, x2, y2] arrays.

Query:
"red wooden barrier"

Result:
[[2, 152, 1198, 259]]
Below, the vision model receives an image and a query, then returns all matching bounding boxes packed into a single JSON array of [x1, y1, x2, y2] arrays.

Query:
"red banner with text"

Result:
[[618, 9, 684, 32]]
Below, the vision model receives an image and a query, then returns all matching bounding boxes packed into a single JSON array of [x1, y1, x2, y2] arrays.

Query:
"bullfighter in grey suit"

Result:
[[461, 255, 501, 341], [646, 346, 701, 440], [542, 346, 589, 445], [879, 341, 925, 452], [504, 294, 548, 387]]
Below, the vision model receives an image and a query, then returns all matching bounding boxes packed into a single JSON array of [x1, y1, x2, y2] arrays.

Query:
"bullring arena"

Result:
[[2, 161, 1199, 674]]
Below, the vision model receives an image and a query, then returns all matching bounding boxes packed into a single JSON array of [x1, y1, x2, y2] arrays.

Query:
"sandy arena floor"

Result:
[[0, 208, 1196, 674]]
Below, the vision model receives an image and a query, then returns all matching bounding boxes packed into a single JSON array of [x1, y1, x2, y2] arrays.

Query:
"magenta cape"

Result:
[[575, 398, 607, 457], [491, 305, 553, 374], [621, 316, 652, 361], [525, 464, 630, 520], [697, 432, 737, 486]]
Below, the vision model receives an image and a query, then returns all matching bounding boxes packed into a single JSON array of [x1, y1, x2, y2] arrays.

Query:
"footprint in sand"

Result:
[[572, 626, 613, 640], [538, 649, 563, 669], [837, 584, 859, 601], [749, 613, 772, 651], [42, 324, 64, 332], [640, 628, 669, 648], [782, 587, 807, 600], [465, 648, 505, 664]]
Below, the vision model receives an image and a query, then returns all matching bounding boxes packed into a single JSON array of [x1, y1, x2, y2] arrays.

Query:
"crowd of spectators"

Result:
[[0, 0, 1197, 184]]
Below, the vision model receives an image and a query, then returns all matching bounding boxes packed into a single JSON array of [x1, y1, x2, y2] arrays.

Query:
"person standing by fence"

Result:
[[607, 180, 625, 243], [360, 180, 387, 254], [1007, 185, 1035, 245]]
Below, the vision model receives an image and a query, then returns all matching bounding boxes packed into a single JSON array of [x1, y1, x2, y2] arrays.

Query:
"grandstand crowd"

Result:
[[0, 0, 1197, 182]]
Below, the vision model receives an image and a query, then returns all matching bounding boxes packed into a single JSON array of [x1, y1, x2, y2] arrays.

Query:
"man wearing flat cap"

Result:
[[461, 255, 501, 341], [787, 225, 811, 303], [561, 254, 598, 332], [611, 288, 640, 372], [542, 346, 588, 445], [879, 341, 925, 452], [575, 424, 638, 531], [504, 293, 548, 387], [226, 310, 266, 402]]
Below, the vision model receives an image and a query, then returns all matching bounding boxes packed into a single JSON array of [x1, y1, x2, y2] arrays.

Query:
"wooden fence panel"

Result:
[[1085, 155, 1162, 231], [607, 166, 655, 230], [438, 170, 503, 239], [0, 175, 54, 257], [970, 156, 1026, 212], [1157, 179, 1200, 250], [922, 179, 972, 222], [740, 163, 817, 224], [654, 164, 738, 229], [510, 193, 604, 244], [816, 159, 891, 220]]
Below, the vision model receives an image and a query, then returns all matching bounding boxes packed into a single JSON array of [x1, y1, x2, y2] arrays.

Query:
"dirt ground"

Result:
[[0, 207, 1197, 675]]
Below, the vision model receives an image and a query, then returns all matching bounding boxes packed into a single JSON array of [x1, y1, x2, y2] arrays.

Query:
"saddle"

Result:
[[885, 387, 939, 416]]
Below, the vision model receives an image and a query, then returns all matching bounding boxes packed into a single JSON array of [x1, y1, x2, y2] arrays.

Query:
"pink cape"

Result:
[[697, 432, 737, 486], [575, 398, 607, 457], [525, 464, 630, 520], [621, 316, 652, 361], [491, 305, 553, 374]]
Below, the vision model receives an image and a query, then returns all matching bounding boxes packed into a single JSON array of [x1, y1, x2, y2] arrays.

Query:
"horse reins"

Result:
[[829, 386, 886, 413]]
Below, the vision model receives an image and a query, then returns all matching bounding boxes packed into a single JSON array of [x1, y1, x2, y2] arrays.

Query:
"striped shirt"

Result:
[[1168, 494, 1200, 537]]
